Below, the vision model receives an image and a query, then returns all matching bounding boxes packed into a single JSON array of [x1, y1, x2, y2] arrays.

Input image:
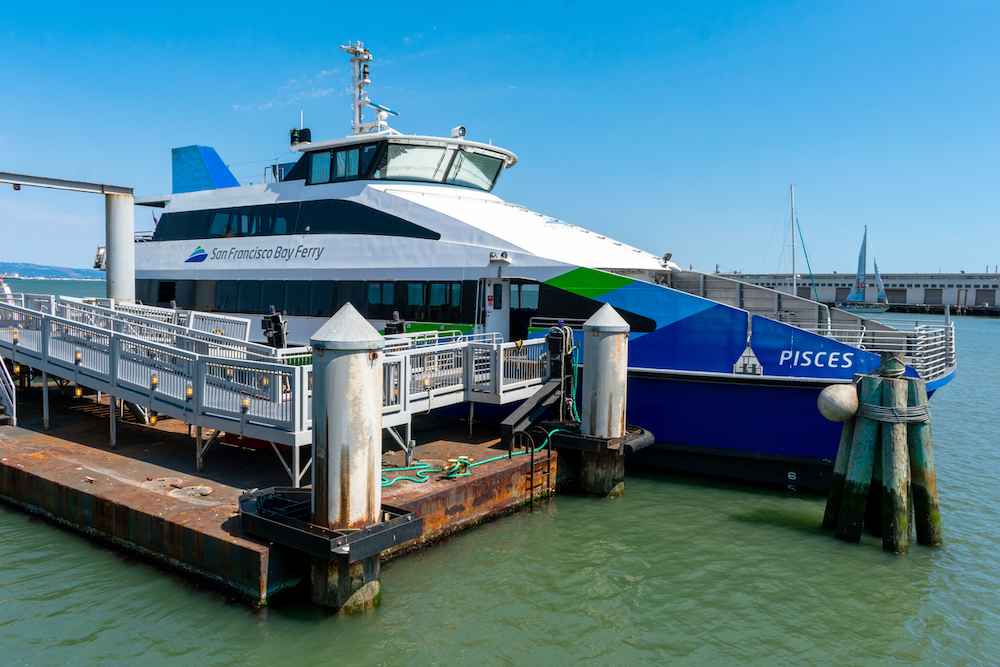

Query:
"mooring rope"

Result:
[[381, 428, 572, 487], [857, 403, 930, 423]]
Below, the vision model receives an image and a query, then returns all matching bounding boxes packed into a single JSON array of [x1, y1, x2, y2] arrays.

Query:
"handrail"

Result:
[[0, 297, 552, 446], [796, 320, 956, 381], [0, 355, 15, 426]]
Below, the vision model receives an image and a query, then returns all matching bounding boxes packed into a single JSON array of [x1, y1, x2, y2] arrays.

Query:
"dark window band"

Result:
[[152, 200, 439, 242]]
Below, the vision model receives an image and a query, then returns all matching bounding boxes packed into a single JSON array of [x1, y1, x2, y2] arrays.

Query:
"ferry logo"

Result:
[[185, 246, 208, 263]]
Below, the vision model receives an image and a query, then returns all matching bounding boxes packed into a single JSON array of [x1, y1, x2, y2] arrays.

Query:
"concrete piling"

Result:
[[908, 379, 943, 546], [579, 304, 629, 497], [835, 374, 882, 543], [309, 303, 384, 612]]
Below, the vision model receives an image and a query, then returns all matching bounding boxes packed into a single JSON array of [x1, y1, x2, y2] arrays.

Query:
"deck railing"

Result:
[[797, 319, 956, 381], [0, 297, 552, 480], [0, 301, 311, 446]]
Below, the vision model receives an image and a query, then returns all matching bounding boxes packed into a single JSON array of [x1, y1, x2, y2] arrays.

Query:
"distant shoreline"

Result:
[[2, 277, 105, 282]]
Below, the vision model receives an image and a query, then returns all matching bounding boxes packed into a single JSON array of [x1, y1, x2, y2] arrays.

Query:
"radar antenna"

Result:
[[340, 41, 400, 135]]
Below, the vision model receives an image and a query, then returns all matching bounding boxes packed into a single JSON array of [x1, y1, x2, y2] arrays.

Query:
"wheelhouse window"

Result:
[[309, 152, 331, 184], [307, 144, 380, 185], [446, 150, 504, 190], [301, 139, 509, 192], [381, 145, 454, 182]]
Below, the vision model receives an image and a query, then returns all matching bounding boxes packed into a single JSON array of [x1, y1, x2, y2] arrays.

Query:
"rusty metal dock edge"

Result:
[[383, 451, 561, 557], [0, 427, 561, 604], [0, 431, 307, 605]]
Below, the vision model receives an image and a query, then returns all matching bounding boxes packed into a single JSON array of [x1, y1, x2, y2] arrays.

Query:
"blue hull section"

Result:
[[627, 374, 843, 460]]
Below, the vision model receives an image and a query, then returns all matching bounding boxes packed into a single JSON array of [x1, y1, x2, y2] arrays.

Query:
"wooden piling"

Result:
[[835, 375, 882, 543], [881, 377, 910, 553], [865, 430, 883, 537], [822, 415, 855, 530], [908, 379, 943, 546]]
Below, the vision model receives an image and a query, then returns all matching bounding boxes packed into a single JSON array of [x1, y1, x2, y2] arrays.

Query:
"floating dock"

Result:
[[0, 387, 559, 604], [0, 295, 645, 608]]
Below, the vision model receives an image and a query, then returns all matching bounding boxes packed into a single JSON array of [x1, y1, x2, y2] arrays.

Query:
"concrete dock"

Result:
[[0, 384, 558, 604]]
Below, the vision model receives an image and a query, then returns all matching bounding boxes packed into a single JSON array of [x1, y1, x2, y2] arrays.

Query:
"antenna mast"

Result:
[[340, 41, 399, 135]]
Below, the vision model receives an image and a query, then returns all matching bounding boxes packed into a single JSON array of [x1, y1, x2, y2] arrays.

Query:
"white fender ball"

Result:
[[818, 383, 859, 422]]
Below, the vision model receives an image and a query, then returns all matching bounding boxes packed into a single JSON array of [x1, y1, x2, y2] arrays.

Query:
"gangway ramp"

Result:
[[0, 298, 550, 486]]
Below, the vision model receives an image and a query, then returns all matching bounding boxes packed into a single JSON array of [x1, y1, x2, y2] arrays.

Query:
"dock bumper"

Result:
[[542, 422, 655, 454], [239, 487, 423, 562]]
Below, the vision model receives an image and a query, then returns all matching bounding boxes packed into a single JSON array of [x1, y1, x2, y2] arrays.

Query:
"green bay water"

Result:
[[1, 283, 998, 664]]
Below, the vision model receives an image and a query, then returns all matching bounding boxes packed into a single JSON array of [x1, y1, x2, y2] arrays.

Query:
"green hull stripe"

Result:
[[543, 267, 634, 299]]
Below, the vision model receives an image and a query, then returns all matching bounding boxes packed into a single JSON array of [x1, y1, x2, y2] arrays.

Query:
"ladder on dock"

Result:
[[0, 297, 550, 486]]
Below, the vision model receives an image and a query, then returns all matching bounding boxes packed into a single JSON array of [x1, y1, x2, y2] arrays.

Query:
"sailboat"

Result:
[[837, 226, 890, 313]]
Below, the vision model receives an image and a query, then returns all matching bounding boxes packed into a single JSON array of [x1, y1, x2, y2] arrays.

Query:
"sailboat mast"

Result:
[[790, 184, 797, 295]]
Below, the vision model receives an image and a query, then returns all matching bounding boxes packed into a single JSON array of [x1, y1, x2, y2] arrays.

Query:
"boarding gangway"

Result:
[[0, 297, 549, 486]]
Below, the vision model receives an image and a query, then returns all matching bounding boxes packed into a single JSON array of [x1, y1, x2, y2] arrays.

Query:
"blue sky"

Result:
[[1, 1, 997, 274]]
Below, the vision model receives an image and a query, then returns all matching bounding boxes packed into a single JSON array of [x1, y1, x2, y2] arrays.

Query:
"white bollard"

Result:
[[581, 303, 629, 438], [579, 304, 630, 497], [310, 303, 384, 611], [105, 193, 135, 302]]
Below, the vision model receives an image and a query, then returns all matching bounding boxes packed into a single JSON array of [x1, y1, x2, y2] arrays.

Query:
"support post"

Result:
[[105, 193, 135, 302], [835, 375, 882, 542], [196, 426, 203, 472], [42, 370, 49, 431], [579, 303, 629, 497], [310, 304, 384, 612], [908, 379, 942, 546], [109, 395, 117, 449]]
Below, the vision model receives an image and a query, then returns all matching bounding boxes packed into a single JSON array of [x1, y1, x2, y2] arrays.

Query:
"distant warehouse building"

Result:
[[721, 273, 1000, 307]]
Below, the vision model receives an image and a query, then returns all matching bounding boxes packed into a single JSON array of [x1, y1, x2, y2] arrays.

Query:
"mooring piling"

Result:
[[310, 303, 384, 612], [834, 374, 882, 543], [908, 378, 943, 546], [820, 380, 859, 530], [822, 350, 942, 553], [579, 303, 630, 497], [881, 370, 910, 554], [865, 430, 883, 538]]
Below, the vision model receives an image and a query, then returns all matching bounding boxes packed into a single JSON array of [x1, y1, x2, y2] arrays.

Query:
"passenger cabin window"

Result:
[[151, 201, 439, 241]]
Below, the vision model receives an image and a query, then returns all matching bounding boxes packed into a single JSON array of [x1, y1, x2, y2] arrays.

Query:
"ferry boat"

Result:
[[132, 42, 956, 491]]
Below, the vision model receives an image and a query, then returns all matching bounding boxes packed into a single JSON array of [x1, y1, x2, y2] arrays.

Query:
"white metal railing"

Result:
[[2, 292, 565, 480], [0, 354, 15, 426], [6, 293, 56, 313], [0, 300, 311, 447], [0, 296, 553, 478], [57, 298, 309, 365], [797, 320, 956, 381], [383, 330, 502, 353], [380, 337, 549, 429]]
